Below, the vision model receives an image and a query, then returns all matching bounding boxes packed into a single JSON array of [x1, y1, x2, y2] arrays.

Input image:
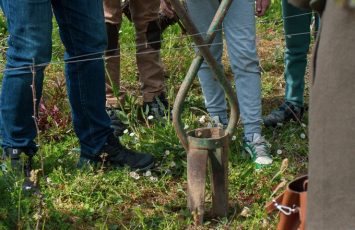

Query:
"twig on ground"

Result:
[[30, 59, 44, 177]]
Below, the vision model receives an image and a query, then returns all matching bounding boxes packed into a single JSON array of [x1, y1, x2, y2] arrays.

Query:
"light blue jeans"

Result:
[[187, 0, 262, 139]]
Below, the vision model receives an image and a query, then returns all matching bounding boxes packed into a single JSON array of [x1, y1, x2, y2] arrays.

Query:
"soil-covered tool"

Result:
[[170, 0, 239, 224]]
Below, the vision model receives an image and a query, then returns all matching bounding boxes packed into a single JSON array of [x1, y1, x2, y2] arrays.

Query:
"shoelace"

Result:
[[267, 103, 295, 119], [253, 137, 271, 158]]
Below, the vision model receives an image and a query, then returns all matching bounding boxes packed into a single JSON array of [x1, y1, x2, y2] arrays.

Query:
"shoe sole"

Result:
[[243, 148, 272, 169], [78, 158, 155, 172], [133, 161, 155, 172]]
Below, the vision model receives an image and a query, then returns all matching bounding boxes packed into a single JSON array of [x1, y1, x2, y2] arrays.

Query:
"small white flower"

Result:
[[57, 159, 63, 163], [123, 129, 129, 134], [119, 30, 122, 34], [149, 176, 158, 182], [165, 150, 170, 156], [46, 177, 52, 184], [277, 149, 283, 155], [240, 207, 251, 217], [130, 171, 140, 180], [147, 115, 154, 120], [300, 133, 306, 139], [144, 170, 152, 177], [198, 115, 206, 124], [184, 124, 189, 130], [301, 123, 307, 128], [262, 219, 270, 228], [165, 169, 171, 174], [129, 132, 135, 137], [170, 161, 176, 168], [232, 135, 237, 141]]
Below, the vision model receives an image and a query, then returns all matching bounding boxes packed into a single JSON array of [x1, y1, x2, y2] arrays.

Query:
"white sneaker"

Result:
[[243, 133, 273, 169]]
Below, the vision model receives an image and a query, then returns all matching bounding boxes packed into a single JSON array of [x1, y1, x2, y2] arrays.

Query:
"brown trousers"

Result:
[[307, 1, 355, 229], [103, 0, 165, 103]]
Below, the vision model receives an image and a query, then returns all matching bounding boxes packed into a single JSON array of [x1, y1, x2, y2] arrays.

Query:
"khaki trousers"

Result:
[[103, 0, 165, 103], [307, 1, 355, 229]]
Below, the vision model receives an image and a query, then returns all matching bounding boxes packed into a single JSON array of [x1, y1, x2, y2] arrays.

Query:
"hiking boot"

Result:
[[106, 108, 128, 137], [2, 148, 37, 191], [263, 102, 304, 127], [243, 134, 273, 169], [143, 93, 171, 120], [78, 134, 154, 171]]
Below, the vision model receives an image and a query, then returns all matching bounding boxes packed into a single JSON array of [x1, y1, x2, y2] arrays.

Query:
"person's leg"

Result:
[[283, 0, 312, 107], [103, 0, 122, 108], [308, 2, 355, 229], [186, 0, 228, 125], [224, 0, 272, 168], [52, 0, 112, 157], [224, 0, 261, 139], [52, 0, 154, 170], [0, 0, 52, 152], [0, 0, 52, 189], [263, 1, 311, 127], [130, 0, 165, 103]]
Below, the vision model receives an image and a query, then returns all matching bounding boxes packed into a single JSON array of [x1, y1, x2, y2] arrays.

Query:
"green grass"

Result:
[[0, 4, 311, 229]]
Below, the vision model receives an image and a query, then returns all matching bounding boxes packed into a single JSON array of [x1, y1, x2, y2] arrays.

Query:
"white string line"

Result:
[[47, 11, 313, 62], [0, 30, 313, 73], [12, 12, 315, 65], [1, 32, 311, 72], [281, 11, 314, 19], [0, 12, 315, 73], [1, 42, 225, 72], [60, 11, 316, 62]]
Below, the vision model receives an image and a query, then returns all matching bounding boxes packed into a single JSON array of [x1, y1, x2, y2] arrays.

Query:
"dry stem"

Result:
[[30, 59, 44, 177]]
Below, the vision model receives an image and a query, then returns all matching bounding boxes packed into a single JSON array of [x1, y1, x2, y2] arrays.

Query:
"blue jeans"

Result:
[[0, 0, 112, 157], [187, 0, 262, 138]]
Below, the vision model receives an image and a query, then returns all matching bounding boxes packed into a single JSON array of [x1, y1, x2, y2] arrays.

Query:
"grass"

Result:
[[0, 3, 312, 229]]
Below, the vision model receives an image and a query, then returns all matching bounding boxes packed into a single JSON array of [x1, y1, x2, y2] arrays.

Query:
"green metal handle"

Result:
[[171, 0, 239, 151]]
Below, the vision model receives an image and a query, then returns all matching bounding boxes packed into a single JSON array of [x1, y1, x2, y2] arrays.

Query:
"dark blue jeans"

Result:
[[0, 0, 112, 157]]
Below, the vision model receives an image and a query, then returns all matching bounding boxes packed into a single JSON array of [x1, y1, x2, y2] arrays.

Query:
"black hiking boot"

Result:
[[143, 93, 171, 120], [263, 102, 304, 127], [78, 134, 154, 171], [106, 108, 128, 137], [2, 148, 37, 191]]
